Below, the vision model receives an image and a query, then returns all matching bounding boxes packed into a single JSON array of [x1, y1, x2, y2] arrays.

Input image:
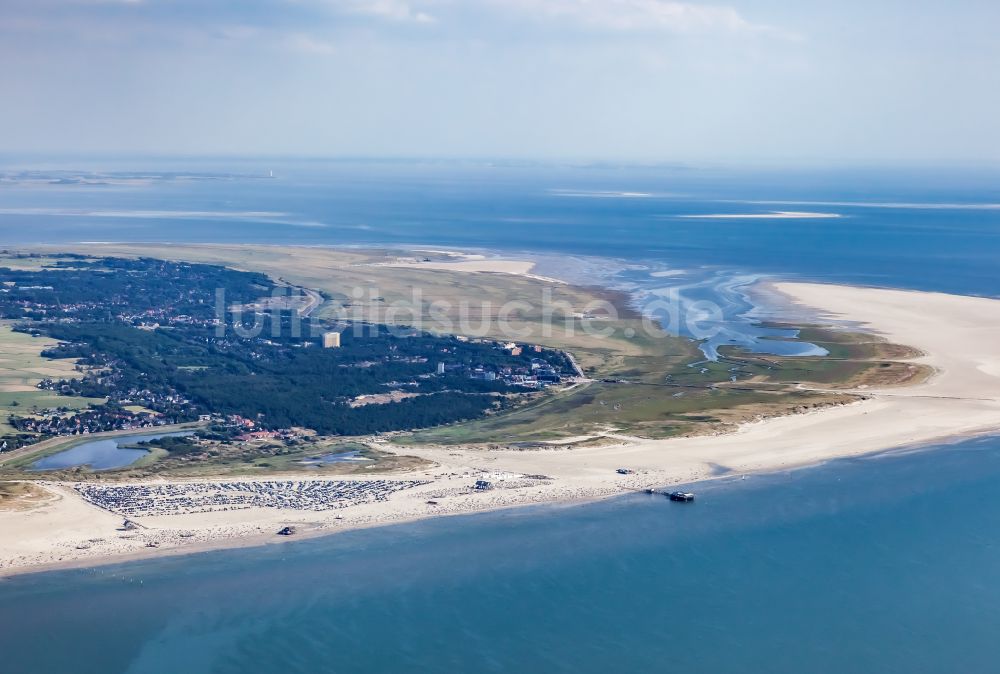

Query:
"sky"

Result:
[[2, 0, 999, 163]]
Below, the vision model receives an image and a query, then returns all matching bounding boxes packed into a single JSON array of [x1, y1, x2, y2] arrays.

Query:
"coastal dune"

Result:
[[466, 283, 1000, 479], [3, 282, 1000, 575]]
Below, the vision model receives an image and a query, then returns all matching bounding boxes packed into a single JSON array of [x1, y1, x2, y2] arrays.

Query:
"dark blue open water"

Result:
[[3, 436, 1000, 673], [1, 160, 999, 672], [1, 160, 999, 296]]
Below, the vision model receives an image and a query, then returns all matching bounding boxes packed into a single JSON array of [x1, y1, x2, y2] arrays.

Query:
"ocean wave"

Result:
[[0, 208, 289, 219], [677, 211, 842, 219], [732, 200, 1000, 211], [548, 189, 655, 198]]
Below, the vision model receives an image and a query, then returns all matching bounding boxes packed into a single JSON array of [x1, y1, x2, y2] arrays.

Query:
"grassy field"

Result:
[[127, 437, 430, 479], [0, 324, 104, 435], [403, 326, 929, 445]]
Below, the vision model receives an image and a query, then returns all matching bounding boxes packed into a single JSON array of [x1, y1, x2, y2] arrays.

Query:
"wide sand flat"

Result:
[[4, 282, 1000, 576], [378, 257, 565, 283]]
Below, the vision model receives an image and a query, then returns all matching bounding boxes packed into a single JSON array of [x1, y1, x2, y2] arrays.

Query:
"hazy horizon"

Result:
[[4, 153, 1000, 173]]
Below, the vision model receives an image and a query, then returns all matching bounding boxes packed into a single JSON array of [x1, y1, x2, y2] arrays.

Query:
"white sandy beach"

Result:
[[3, 282, 1000, 576]]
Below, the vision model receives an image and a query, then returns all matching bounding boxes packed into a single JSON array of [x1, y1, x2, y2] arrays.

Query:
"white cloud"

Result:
[[494, 0, 777, 35], [338, 0, 436, 23], [215, 25, 263, 41], [285, 33, 337, 54]]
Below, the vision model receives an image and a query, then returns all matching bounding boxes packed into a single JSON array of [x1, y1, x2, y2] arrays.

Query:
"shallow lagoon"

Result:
[[29, 431, 194, 471], [299, 449, 370, 466]]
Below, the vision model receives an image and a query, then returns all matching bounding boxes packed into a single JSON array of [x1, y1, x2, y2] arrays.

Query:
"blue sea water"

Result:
[[4, 436, 1000, 674], [1, 159, 998, 295], [1, 160, 1000, 672]]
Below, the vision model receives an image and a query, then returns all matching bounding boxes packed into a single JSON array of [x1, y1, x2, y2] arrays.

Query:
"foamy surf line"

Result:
[[0, 208, 290, 219], [730, 200, 1000, 211], [549, 190, 652, 198], [678, 211, 842, 219]]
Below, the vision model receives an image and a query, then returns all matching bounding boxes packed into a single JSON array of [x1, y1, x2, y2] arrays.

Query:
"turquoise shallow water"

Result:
[[3, 436, 1000, 673]]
